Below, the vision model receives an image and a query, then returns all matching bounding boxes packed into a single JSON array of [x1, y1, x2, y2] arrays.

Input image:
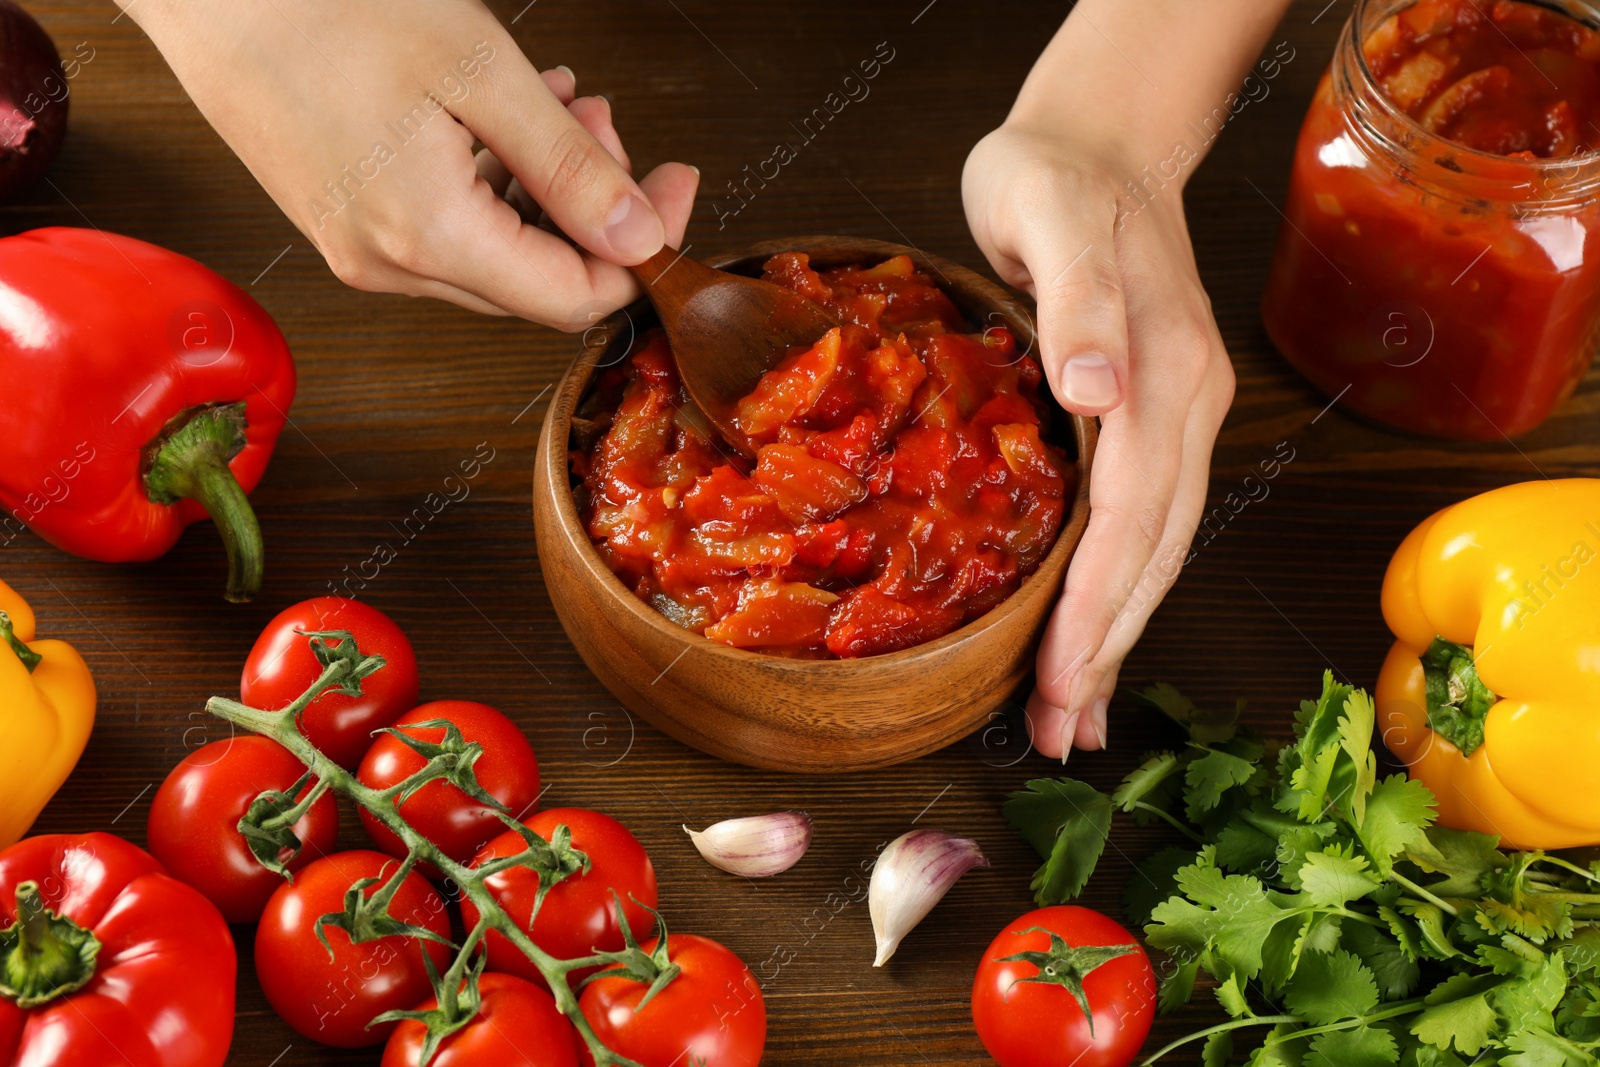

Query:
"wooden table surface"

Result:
[[12, 1, 1599, 1064]]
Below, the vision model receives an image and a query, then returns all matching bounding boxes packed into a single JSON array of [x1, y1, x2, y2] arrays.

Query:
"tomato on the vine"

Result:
[[255, 849, 452, 1048], [147, 735, 340, 922], [357, 700, 540, 866], [380, 973, 582, 1067], [463, 807, 656, 986], [241, 596, 419, 769], [972, 905, 1156, 1067], [578, 933, 765, 1067]]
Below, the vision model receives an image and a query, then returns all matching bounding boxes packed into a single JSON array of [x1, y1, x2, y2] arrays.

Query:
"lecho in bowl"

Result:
[[533, 236, 1095, 772]]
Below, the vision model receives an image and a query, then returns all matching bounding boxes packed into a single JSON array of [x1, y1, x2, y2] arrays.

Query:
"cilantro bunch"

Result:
[[1004, 673, 1600, 1066]]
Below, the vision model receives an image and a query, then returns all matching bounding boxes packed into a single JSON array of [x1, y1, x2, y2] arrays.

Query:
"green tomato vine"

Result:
[[206, 629, 673, 1067]]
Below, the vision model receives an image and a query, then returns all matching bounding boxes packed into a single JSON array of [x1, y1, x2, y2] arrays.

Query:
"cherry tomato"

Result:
[[255, 849, 452, 1048], [972, 905, 1156, 1067], [357, 700, 541, 866], [463, 807, 656, 986], [578, 933, 765, 1067], [381, 973, 582, 1067], [241, 596, 419, 769], [147, 735, 340, 922]]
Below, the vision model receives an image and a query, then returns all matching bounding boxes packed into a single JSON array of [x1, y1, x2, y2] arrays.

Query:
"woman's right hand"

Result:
[[121, 0, 697, 329]]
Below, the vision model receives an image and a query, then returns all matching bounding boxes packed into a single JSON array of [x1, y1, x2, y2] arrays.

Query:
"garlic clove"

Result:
[[684, 811, 812, 878], [869, 829, 989, 967]]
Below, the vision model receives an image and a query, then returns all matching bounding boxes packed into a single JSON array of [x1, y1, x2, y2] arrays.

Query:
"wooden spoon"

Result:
[[629, 245, 838, 458]]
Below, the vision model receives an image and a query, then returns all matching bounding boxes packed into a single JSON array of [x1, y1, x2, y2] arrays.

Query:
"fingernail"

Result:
[[605, 193, 664, 261], [1091, 697, 1108, 750], [555, 64, 575, 84], [688, 165, 701, 179], [1060, 353, 1119, 409], [1059, 710, 1081, 765]]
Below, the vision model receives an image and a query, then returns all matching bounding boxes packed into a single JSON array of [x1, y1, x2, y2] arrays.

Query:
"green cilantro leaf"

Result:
[[1407, 826, 1504, 898], [1184, 747, 1259, 820], [1305, 1025, 1400, 1067], [1298, 911, 1343, 955], [1284, 949, 1380, 1024], [1202, 1031, 1232, 1067], [1411, 974, 1501, 1056], [1122, 847, 1195, 929], [1215, 820, 1277, 873], [1158, 957, 1198, 1015], [1399, 900, 1460, 960], [1274, 823, 1340, 890], [1378, 905, 1425, 962], [1003, 778, 1112, 906], [1337, 688, 1378, 824], [1558, 928, 1600, 978], [1344, 919, 1421, 999], [1112, 753, 1180, 812], [1479, 897, 1574, 944], [1492, 951, 1568, 1035], [1146, 863, 1290, 980], [1299, 846, 1383, 908], [1360, 774, 1436, 876], [1280, 672, 1355, 819], [1259, 913, 1310, 996], [1216, 972, 1253, 1018], [1502, 1026, 1596, 1067]]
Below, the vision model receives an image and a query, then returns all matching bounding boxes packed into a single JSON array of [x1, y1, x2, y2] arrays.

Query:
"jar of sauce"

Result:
[[1262, 0, 1600, 439]]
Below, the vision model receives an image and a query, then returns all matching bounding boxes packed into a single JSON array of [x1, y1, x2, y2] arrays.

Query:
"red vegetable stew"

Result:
[[569, 253, 1073, 658]]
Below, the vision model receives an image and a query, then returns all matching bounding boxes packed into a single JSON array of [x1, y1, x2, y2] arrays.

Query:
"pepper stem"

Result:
[[0, 882, 101, 1008], [143, 402, 263, 603], [0, 610, 40, 673], [1420, 637, 1496, 757]]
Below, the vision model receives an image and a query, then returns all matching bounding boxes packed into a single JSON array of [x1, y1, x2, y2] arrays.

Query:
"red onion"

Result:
[[0, 0, 67, 200]]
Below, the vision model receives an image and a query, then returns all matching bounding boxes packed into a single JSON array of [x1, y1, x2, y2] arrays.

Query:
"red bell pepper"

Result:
[[0, 227, 295, 601], [0, 831, 236, 1067]]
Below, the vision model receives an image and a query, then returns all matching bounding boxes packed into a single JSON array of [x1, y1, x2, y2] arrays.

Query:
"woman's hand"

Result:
[[122, 0, 697, 328], [963, 0, 1291, 759], [964, 123, 1235, 760]]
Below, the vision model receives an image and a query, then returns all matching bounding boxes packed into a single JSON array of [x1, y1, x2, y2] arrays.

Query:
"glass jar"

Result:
[[1261, 0, 1600, 440]]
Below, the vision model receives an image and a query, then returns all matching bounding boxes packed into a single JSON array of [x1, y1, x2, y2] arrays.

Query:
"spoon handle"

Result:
[[629, 245, 713, 305]]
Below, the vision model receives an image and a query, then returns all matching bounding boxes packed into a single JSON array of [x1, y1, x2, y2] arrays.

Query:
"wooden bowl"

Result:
[[533, 236, 1096, 773]]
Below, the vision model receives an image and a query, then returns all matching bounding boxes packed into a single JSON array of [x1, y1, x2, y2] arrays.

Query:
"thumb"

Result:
[[1018, 211, 1129, 417], [456, 50, 665, 265]]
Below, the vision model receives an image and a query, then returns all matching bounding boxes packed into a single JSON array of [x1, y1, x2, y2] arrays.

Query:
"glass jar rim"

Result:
[[1344, 0, 1600, 189]]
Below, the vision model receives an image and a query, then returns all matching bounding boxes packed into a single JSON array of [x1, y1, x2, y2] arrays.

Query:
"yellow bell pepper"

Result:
[[1377, 479, 1600, 850], [0, 577, 95, 848]]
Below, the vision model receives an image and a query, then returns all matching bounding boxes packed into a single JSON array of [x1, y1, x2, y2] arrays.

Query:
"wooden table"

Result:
[[14, 1, 1596, 1063]]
